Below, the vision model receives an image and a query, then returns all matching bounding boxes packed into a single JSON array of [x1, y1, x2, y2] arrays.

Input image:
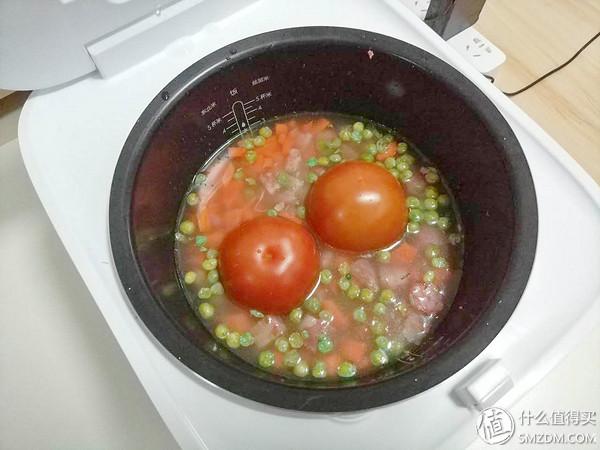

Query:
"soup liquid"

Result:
[[175, 114, 463, 380]]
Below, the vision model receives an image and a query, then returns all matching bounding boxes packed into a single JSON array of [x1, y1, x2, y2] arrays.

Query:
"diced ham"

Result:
[[409, 282, 444, 314], [378, 263, 412, 291], [258, 172, 280, 195], [300, 314, 318, 330], [414, 223, 447, 247], [250, 315, 286, 349], [340, 143, 359, 160], [350, 258, 379, 291], [402, 311, 431, 344], [285, 148, 303, 173], [295, 132, 313, 152], [320, 249, 335, 268], [404, 171, 426, 196]]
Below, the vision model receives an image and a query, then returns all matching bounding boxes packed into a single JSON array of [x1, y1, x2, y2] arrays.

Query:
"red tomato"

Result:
[[305, 161, 407, 252], [218, 216, 320, 314]]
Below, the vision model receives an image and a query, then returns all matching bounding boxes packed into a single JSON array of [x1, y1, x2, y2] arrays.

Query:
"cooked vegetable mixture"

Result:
[[175, 114, 463, 380]]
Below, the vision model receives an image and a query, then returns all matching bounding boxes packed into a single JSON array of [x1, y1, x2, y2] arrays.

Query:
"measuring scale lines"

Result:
[[222, 99, 264, 137]]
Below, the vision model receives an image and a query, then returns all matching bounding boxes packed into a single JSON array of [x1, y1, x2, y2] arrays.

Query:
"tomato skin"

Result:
[[305, 161, 407, 252], [218, 216, 319, 314]]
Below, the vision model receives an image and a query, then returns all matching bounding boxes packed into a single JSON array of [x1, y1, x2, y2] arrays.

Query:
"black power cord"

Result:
[[484, 31, 600, 96]]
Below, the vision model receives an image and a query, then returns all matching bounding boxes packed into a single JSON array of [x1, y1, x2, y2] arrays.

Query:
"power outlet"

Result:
[[396, 0, 432, 20], [447, 26, 506, 75]]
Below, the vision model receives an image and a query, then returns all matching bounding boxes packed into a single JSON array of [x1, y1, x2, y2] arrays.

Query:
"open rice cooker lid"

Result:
[[0, 0, 252, 91]]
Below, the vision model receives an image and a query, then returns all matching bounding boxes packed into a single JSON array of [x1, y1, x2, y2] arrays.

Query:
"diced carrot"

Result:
[[274, 351, 283, 368], [321, 298, 350, 328], [225, 310, 255, 332], [301, 120, 314, 133], [219, 180, 245, 209], [281, 132, 296, 156], [220, 208, 245, 229], [206, 230, 225, 248], [313, 117, 331, 133], [277, 132, 287, 145], [259, 136, 280, 157], [275, 123, 289, 135], [340, 339, 368, 363], [262, 157, 274, 170], [228, 146, 246, 158], [197, 207, 210, 232], [221, 162, 235, 185], [392, 243, 417, 265], [376, 142, 397, 161], [323, 353, 342, 374]]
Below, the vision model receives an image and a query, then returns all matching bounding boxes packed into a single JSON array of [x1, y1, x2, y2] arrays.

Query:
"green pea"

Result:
[[397, 153, 415, 165], [198, 287, 211, 299], [275, 337, 289, 353], [194, 173, 207, 185], [239, 331, 255, 347], [206, 249, 218, 259], [266, 209, 278, 217], [245, 150, 257, 164], [198, 302, 215, 319], [379, 289, 395, 304], [317, 156, 329, 167], [183, 271, 197, 285], [293, 360, 309, 377], [319, 310, 333, 322], [423, 270, 435, 284], [244, 177, 256, 187], [288, 332, 304, 349], [423, 210, 439, 225], [179, 220, 195, 235], [432, 256, 448, 269], [360, 288, 375, 303], [339, 127, 352, 141], [407, 222, 421, 234], [276, 171, 289, 187], [373, 302, 386, 316], [406, 196, 420, 209], [329, 153, 342, 163], [304, 297, 321, 314], [202, 258, 218, 271], [346, 284, 360, 300], [423, 198, 437, 211], [241, 139, 254, 150], [338, 278, 351, 291], [371, 319, 386, 335], [362, 128, 374, 140], [210, 282, 224, 296], [214, 324, 228, 339], [337, 361, 357, 378], [289, 308, 303, 323], [449, 233, 462, 245], [395, 161, 409, 171], [353, 307, 367, 323], [318, 269, 332, 285], [330, 137, 342, 149], [307, 157, 318, 167], [207, 269, 219, 285], [338, 262, 350, 275], [409, 208, 423, 223], [186, 192, 199, 206], [375, 335, 391, 351], [437, 194, 450, 208], [438, 217, 451, 230], [353, 122, 365, 132], [384, 157, 396, 169], [252, 136, 265, 148], [258, 350, 275, 368], [195, 235, 207, 247], [306, 172, 318, 184], [425, 171, 440, 184], [350, 130, 363, 143], [360, 152, 375, 163], [424, 186, 439, 199], [301, 329, 310, 339], [312, 361, 327, 378], [397, 142, 408, 154], [367, 143, 378, 155], [259, 126, 273, 138], [284, 349, 301, 367], [388, 340, 405, 357], [226, 331, 240, 348], [388, 168, 400, 179], [250, 309, 264, 318], [317, 334, 334, 353], [376, 138, 389, 152], [370, 349, 389, 367], [376, 250, 391, 263], [400, 169, 413, 182]]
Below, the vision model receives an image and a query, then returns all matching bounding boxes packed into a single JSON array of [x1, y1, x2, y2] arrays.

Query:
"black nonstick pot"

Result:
[[109, 27, 537, 411]]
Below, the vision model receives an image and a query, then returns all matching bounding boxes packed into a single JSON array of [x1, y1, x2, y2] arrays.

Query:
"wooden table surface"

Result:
[[477, 0, 600, 183]]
